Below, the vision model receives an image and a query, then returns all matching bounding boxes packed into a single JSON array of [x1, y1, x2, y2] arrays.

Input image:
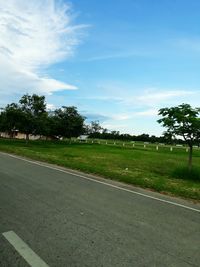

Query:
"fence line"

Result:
[[74, 138, 200, 153]]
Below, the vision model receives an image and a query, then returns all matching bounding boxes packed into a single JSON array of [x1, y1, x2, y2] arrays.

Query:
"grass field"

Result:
[[0, 138, 200, 200]]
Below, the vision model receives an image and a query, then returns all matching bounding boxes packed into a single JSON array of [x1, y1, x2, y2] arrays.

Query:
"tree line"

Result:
[[85, 120, 199, 146], [0, 95, 199, 147], [0, 94, 85, 140], [0, 95, 199, 169], [86, 124, 167, 143]]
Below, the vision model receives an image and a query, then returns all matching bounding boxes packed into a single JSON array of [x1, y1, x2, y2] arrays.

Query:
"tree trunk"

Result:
[[188, 145, 193, 171], [25, 133, 29, 144]]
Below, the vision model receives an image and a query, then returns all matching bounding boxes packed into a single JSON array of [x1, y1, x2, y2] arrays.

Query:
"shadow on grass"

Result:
[[172, 166, 200, 182]]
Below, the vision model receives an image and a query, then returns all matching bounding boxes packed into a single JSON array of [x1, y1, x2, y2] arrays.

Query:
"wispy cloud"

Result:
[[0, 0, 86, 99], [46, 103, 56, 111], [137, 89, 195, 107], [101, 123, 127, 131], [83, 112, 110, 122], [112, 114, 131, 121], [111, 109, 158, 121], [133, 109, 158, 117], [174, 38, 200, 53], [86, 51, 149, 62], [82, 85, 196, 107], [78, 86, 197, 130]]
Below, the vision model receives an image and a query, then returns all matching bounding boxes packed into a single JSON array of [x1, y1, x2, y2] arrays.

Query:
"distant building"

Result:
[[0, 131, 41, 140], [78, 135, 88, 141]]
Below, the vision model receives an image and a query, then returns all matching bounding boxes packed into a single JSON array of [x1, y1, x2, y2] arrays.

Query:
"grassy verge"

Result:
[[0, 138, 200, 200]]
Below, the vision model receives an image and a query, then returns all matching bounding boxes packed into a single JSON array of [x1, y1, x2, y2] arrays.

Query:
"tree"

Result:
[[0, 95, 85, 140], [90, 121, 103, 134], [19, 94, 47, 140], [158, 103, 200, 170], [162, 132, 174, 144], [0, 94, 48, 141], [0, 104, 24, 137], [53, 106, 85, 138], [85, 121, 103, 138]]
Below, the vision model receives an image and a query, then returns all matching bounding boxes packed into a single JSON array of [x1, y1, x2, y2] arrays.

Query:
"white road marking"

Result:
[[2, 231, 49, 267], [1, 152, 200, 213]]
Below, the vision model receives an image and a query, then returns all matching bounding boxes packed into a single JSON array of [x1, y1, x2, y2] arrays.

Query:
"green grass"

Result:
[[172, 166, 200, 182], [0, 138, 200, 200]]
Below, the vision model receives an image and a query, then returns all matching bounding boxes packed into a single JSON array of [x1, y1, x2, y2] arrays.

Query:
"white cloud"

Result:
[[174, 38, 200, 52], [110, 109, 157, 122], [81, 86, 198, 133], [101, 122, 127, 131], [46, 103, 56, 110], [112, 114, 131, 120], [137, 89, 195, 107], [0, 0, 85, 99], [93, 82, 197, 109], [133, 109, 158, 117], [86, 51, 149, 62]]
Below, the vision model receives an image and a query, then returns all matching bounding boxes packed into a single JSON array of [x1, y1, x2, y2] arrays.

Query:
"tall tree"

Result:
[[19, 94, 47, 140], [0, 103, 23, 137], [53, 106, 85, 138], [158, 103, 200, 169], [87, 121, 103, 138]]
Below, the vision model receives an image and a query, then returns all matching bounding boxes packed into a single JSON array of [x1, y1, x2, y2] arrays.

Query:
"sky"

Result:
[[0, 0, 200, 136]]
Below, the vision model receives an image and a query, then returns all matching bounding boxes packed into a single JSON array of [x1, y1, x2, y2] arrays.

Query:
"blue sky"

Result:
[[0, 0, 200, 135]]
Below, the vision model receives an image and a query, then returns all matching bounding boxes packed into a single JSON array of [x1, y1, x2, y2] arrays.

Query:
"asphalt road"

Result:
[[0, 152, 200, 267]]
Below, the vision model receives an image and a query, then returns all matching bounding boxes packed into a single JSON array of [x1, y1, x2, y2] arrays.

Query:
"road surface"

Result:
[[0, 152, 199, 267]]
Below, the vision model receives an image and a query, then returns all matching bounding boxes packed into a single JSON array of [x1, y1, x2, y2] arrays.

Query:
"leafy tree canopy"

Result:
[[0, 94, 85, 140], [158, 103, 200, 168], [158, 103, 200, 145]]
